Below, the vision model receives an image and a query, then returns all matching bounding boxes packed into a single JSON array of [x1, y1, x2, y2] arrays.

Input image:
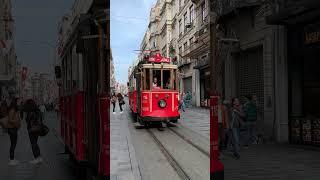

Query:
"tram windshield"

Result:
[[143, 68, 177, 91]]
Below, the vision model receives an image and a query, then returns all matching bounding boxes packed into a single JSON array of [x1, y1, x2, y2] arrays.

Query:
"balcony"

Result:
[[181, 25, 210, 59], [216, 0, 261, 17]]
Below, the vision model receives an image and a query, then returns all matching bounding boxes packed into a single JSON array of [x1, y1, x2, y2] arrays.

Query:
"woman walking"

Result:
[[111, 93, 117, 114], [7, 98, 21, 165], [117, 93, 124, 113], [230, 97, 245, 159], [24, 99, 43, 164]]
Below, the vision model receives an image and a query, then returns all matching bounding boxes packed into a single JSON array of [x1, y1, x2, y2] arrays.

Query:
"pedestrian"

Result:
[[179, 92, 186, 112], [7, 98, 21, 165], [0, 100, 9, 135], [229, 97, 245, 159], [222, 99, 232, 150], [54, 103, 59, 118], [24, 99, 43, 164], [218, 98, 230, 151], [117, 93, 124, 113], [111, 93, 117, 114], [243, 95, 258, 147], [39, 103, 46, 122]]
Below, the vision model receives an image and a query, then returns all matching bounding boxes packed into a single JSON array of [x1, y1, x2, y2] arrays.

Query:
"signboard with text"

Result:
[[148, 53, 170, 63]]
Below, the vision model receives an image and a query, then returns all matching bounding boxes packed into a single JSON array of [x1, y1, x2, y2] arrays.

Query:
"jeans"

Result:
[[245, 122, 257, 145], [8, 128, 18, 160], [231, 128, 240, 155], [112, 103, 116, 112], [119, 103, 123, 112], [28, 132, 40, 158], [179, 101, 186, 111]]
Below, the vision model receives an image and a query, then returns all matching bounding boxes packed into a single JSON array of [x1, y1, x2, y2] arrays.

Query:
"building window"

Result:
[[179, 0, 182, 9], [201, 2, 206, 23], [189, 37, 194, 45], [184, 12, 188, 32], [183, 42, 187, 51], [179, 19, 182, 35], [189, 5, 194, 23], [179, 46, 182, 61]]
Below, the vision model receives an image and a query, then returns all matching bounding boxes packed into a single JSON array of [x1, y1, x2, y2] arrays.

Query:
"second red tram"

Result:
[[56, 2, 110, 179], [128, 53, 180, 125]]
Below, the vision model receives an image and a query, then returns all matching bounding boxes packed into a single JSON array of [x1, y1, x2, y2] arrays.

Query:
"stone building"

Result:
[[0, 0, 17, 100], [139, 0, 210, 107]]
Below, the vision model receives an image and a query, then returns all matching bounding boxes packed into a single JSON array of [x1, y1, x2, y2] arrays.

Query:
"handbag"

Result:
[[0, 116, 8, 128]]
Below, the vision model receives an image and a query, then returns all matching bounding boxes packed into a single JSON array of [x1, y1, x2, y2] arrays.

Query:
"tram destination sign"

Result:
[[148, 53, 170, 63]]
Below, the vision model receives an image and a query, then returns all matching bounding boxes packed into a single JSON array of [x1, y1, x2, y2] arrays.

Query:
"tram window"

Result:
[[145, 69, 150, 90], [163, 70, 171, 89], [152, 70, 161, 89]]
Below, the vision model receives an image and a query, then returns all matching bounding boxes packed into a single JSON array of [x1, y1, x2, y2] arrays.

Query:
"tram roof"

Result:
[[140, 63, 178, 69]]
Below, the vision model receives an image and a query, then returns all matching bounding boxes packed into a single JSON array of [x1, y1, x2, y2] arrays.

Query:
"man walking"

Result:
[[243, 95, 258, 147]]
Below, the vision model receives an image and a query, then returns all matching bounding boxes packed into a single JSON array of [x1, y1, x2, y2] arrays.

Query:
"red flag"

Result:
[[0, 40, 6, 49]]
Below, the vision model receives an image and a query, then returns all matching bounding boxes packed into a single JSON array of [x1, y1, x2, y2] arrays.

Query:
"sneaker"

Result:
[[29, 157, 43, 164], [120, 111, 123, 114], [8, 160, 19, 166], [113, 112, 116, 114]]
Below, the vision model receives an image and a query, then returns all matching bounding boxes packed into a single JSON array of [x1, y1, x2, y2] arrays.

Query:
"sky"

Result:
[[12, 0, 73, 79], [111, 0, 156, 84]]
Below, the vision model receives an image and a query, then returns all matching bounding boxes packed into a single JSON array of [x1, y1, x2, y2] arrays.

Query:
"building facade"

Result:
[[139, 0, 210, 107], [0, 0, 17, 100], [266, 0, 320, 144]]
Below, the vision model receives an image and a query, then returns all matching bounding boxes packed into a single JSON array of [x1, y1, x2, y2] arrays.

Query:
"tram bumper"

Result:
[[141, 116, 180, 122]]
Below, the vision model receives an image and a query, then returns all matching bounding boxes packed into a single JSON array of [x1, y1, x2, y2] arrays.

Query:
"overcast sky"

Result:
[[111, 0, 156, 84], [12, 0, 73, 79]]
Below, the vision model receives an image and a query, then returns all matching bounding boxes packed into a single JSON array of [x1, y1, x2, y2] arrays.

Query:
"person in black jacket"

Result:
[[117, 93, 124, 113], [23, 99, 43, 164]]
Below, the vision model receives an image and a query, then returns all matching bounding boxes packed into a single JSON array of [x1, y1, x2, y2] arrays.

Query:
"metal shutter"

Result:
[[183, 77, 192, 93], [236, 47, 264, 116]]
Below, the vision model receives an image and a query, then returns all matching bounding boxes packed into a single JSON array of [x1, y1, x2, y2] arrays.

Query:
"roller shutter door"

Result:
[[236, 47, 264, 116], [183, 77, 192, 93]]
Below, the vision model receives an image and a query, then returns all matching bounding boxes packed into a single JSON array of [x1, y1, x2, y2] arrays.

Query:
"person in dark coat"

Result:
[[117, 93, 124, 113], [23, 99, 43, 164]]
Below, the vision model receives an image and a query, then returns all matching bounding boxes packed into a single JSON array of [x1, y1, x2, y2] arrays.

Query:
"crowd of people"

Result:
[[0, 97, 49, 166], [218, 95, 259, 160]]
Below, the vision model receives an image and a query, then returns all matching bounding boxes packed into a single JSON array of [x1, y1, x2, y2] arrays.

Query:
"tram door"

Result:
[[136, 69, 141, 114]]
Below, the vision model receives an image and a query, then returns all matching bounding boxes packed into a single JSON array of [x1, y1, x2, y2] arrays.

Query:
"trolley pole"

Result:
[[209, 1, 224, 179]]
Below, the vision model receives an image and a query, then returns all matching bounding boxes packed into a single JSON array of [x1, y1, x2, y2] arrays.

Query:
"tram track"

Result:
[[146, 129, 192, 180], [167, 126, 209, 157]]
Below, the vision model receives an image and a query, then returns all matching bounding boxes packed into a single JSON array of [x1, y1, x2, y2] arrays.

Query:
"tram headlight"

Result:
[[158, 99, 167, 108]]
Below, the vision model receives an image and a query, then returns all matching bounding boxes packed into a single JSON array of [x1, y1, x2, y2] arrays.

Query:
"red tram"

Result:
[[55, 2, 110, 179], [128, 53, 180, 126]]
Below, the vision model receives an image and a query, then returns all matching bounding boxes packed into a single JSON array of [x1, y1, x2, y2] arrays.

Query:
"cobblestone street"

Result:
[[179, 107, 210, 139], [0, 112, 76, 180]]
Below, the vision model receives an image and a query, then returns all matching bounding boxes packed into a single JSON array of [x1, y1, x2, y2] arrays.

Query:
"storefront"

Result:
[[288, 22, 320, 146]]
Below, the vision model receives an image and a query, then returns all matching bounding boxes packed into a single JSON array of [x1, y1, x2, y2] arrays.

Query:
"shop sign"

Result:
[[305, 31, 320, 44], [304, 23, 320, 45]]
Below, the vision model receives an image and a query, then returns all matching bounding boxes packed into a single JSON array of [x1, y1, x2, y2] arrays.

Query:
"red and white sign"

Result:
[[148, 53, 170, 63]]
